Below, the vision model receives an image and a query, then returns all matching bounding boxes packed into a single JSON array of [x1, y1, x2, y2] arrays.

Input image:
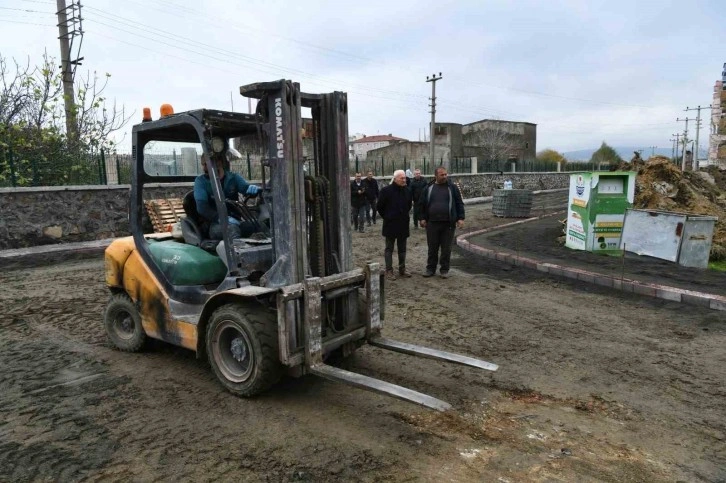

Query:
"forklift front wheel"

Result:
[[104, 293, 147, 352], [206, 304, 281, 397]]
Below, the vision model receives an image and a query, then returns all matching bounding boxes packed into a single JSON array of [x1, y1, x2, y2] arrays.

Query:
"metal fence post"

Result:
[[247, 152, 252, 179], [9, 147, 17, 187], [31, 158, 39, 186], [97, 149, 104, 184], [355, 155, 359, 173]]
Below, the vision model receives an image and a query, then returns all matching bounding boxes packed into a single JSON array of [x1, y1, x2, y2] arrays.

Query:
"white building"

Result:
[[350, 134, 407, 160]]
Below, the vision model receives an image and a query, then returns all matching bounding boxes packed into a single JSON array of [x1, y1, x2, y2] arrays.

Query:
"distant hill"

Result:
[[562, 147, 673, 162]]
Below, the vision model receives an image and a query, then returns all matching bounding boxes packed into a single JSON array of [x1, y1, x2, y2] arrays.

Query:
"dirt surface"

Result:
[[1, 192, 725, 482]]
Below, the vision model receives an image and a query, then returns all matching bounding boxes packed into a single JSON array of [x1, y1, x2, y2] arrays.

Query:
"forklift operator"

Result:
[[193, 152, 260, 240]]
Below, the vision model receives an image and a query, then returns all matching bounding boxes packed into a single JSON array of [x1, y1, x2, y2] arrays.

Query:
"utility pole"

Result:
[[676, 116, 695, 171], [648, 146, 657, 157], [670, 134, 679, 161], [426, 73, 442, 168], [685, 106, 706, 170], [56, 0, 83, 142]]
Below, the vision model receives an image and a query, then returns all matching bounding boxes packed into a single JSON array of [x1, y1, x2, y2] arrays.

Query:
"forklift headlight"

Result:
[[211, 136, 227, 154]]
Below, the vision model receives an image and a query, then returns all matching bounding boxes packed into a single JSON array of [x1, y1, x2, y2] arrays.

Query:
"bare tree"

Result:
[[25, 52, 63, 131], [0, 55, 32, 127], [464, 120, 521, 161], [74, 70, 131, 150]]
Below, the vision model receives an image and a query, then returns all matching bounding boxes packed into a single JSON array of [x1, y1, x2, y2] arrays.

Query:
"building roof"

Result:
[[351, 134, 407, 144]]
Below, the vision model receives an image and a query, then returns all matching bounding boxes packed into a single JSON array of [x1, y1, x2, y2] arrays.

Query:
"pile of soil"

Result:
[[618, 156, 726, 260]]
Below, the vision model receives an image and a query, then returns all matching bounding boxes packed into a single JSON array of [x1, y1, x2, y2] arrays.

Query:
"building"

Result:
[[364, 119, 536, 169], [708, 63, 726, 167], [350, 134, 407, 160]]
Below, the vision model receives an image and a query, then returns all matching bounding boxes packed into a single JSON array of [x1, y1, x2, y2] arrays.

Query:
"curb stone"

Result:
[[457, 213, 726, 312]]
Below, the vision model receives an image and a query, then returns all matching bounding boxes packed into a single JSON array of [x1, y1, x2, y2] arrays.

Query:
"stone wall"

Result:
[[0, 172, 570, 249], [0, 184, 193, 249]]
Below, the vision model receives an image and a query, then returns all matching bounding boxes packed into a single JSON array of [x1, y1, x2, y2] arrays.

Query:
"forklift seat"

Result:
[[181, 191, 219, 252]]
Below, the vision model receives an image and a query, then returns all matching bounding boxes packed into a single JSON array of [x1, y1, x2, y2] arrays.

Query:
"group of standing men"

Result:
[[352, 167, 465, 281]]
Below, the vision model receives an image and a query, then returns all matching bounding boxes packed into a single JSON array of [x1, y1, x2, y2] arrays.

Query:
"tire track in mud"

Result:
[[1, 298, 402, 481], [0, 317, 123, 482]]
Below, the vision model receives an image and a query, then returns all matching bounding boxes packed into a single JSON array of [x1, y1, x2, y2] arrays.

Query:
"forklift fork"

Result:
[[301, 262, 498, 411]]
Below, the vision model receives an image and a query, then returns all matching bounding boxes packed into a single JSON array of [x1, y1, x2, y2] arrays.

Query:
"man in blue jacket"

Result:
[[194, 153, 260, 240], [418, 166, 465, 278]]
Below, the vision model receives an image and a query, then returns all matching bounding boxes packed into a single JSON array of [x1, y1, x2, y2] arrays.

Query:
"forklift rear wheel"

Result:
[[206, 304, 281, 397], [104, 293, 146, 352]]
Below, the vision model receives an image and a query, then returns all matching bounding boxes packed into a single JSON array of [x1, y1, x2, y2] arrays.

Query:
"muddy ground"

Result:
[[1, 192, 724, 482]]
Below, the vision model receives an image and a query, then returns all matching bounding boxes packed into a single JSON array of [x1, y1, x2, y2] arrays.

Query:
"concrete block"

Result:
[[710, 298, 726, 311], [656, 289, 682, 303], [632, 284, 657, 297], [593, 275, 614, 288], [576, 272, 596, 284], [681, 293, 712, 308]]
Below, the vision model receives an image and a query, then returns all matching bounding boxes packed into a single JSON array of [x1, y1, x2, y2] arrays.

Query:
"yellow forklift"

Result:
[[104, 80, 497, 411]]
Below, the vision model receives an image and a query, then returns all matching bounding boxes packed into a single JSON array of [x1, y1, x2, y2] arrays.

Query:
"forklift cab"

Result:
[[130, 108, 274, 303]]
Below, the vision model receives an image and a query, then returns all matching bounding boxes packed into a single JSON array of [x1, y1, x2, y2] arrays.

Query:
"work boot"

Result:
[[440, 271, 450, 279], [367, 221, 372, 227], [398, 267, 412, 278], [385, 269, 397, 281], [422, 270, 435, 277]]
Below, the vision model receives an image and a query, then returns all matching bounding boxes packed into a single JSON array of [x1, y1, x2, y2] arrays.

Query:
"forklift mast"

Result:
[[240, 80, 352, 288]]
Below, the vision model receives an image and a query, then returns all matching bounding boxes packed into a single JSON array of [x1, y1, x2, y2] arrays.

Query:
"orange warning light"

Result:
[[160, 103, 174, 117], [142, 107, 152, 122]]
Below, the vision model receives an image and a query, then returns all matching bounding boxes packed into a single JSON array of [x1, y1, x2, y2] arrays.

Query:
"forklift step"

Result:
[[309, 364, 452, 412], [369, 337, 499, 372]]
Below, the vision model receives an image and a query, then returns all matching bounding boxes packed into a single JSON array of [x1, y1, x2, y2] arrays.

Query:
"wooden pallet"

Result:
[[144, 198, 186, 233]]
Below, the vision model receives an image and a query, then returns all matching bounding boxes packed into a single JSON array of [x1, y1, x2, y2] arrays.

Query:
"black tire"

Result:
[[206, 303, 281, 397], [104, 293, 146, 352]]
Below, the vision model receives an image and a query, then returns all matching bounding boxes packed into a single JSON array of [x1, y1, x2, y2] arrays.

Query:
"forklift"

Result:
[[103, 79, 497, 411]]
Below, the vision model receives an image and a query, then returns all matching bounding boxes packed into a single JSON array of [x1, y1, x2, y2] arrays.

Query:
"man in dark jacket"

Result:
[[363, 171, 380, 226], [350, 172, 367, 233], [418, 166, 465, 278], [376, 170, 413, 280], [409, 168, 428, 229]]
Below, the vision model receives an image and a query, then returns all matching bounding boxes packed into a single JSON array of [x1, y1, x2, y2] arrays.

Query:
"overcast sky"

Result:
[[1, 0, 724, 154]]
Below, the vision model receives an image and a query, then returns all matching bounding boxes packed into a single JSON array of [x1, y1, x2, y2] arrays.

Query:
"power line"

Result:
[[138, 0, 664, 110], [81, 6, 525, 119]]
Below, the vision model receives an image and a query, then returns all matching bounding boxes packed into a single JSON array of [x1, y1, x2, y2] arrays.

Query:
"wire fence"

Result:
[[0, 145, 110, 187], [1, 146, 613, 188], [350, 156, 610, 176]]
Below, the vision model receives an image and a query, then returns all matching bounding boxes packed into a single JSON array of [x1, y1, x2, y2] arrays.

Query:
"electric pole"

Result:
[[685, 106, 705, 170], [426, 73, 442, 168], [648, 146, 657, 157], [56, 0, 83, 142], [676, 116, 695, 171], [670, 134, 679, 161]]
